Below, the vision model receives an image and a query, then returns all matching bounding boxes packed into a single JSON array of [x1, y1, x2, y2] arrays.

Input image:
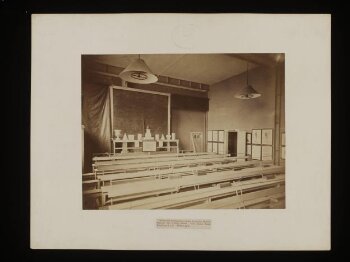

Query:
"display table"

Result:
[[112, 138, 179, 154]]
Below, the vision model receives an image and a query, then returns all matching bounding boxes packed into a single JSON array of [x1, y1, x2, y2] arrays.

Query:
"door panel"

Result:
[[228, 132, 237, 157]]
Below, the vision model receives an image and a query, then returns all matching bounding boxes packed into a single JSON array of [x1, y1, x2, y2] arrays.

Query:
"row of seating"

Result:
[[83, 152, 285, 210], [100, 165, 284, 206], [102, 174, 285, 209], [94, 153, 231, 166], [187, 185, 285, 209], [93, 155, 250, 175], [97, 159, 271, 186], [84, 152, 235, 191], [92, 152, 217, 162]]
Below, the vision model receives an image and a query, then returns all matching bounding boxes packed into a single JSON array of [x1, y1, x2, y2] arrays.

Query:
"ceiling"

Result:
[[90, 53, 281, 85]]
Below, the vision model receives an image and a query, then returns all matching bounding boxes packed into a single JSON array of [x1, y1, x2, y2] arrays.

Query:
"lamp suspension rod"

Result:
[[246, 62, 249, 85]]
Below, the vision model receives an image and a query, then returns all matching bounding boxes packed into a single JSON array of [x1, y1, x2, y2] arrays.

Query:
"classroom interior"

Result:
[[82, 53, 285, 210]]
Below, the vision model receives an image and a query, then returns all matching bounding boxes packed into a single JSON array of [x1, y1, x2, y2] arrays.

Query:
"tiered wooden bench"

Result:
[[83, 153, 234, 197], [93, 155, 250, 175], [102, 174, 285, 209], [93, 152, 218, 162], [94, 153, 230, 166], [187, 185, 285, 209], [100, 165, 284, 206], [84, 151, 285, 210], [83, 154, 228, 197], [98, 160, 272, 186]]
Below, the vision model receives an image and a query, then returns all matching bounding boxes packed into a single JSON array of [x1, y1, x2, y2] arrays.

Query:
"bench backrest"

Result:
[[94, 156, 250, 173]]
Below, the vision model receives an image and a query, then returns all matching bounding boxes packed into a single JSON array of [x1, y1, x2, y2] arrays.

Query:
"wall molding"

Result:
[[83, 58, 209, 93]]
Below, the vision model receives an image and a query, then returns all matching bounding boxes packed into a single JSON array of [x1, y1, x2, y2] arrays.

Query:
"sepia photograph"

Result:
[[81, 53, 286, 210], [3, 0, 340, 255], [30, 13, 330, 250]]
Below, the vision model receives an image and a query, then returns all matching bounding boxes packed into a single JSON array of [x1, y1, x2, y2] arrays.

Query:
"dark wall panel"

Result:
[[171, 94, 209, 111], [113, 89, 168, 137]]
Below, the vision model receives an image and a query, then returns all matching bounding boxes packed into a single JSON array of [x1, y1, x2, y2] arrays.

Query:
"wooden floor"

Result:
[[83, 152, 285, 210]]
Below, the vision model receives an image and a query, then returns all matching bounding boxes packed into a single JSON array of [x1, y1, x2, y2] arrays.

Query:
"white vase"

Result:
[[145, 127, 152, 139], [122, 133, 128, 141], [114, 129, 121, 140]]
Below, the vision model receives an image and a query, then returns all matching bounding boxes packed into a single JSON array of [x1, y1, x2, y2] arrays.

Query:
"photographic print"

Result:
[[247, 144, 252, 155], [252, 129, 262, 144], [246, 132, 252, 144], [212, 142, 218, 153], [82, 54, 285, 210], [262, 129, 273, 145], [212, 130, 218, 142], [281, 146, 286, 160], [30, 13, 331, 251], [218, 143, 224, 154], [218, 130, 225, 142], [262, 145, 273, 161], [252, 145, 262, 160], [208, 130, 213, 141], [207, 142, 213, 152], [281, 132, 286, 146]]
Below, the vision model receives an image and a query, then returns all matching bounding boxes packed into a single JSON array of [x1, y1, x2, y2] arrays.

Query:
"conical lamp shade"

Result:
[[119, 58, 158, 84], [234, 85, 261, 99]]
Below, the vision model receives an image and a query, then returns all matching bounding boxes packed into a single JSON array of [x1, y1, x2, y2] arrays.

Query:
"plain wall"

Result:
[[208, 66, 276, 131], [171, 109, 206, 152]]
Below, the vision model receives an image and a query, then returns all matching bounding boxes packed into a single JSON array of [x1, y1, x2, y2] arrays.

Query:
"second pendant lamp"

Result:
[[234, 62, 261, 99]]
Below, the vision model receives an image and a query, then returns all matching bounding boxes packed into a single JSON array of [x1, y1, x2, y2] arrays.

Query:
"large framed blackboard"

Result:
[[111, 86, 170, 138]]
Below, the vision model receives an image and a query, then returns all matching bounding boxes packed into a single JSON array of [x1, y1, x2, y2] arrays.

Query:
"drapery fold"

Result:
[[82, 84, 111, 172]]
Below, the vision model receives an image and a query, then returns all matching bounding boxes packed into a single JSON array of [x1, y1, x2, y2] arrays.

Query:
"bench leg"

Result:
[[101, 193, 106, 206]]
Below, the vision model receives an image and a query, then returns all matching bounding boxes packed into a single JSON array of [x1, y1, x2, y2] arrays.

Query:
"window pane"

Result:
[[213, 131, 218, 142], [218, 143, 224, 154], [207, 130, 213, 141], [218, 130, 225, 142], [207, 142, 213, 152], [212, 142, 218, 153]]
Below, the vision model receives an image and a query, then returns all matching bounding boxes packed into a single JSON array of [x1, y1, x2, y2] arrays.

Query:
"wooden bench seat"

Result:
[[94, 156, 250, 174], [82, 179, 99, 185], [104, 175, 284, 209], [186, 186, 285, 209], [97, 160, 272, 186], [101, 166, 284, 204], [93, 155, 242, 171], [93, 153, 231, 166], [83, 188, 101, 195], [93, 152, 217, 162]]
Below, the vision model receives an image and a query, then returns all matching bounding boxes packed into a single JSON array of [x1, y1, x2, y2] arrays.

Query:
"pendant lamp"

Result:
[[119, 55, 158, 84], [235, 62, 261, 99]]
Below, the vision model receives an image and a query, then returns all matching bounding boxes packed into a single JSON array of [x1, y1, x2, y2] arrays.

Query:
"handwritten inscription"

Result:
[[156, 219, 211, 229]]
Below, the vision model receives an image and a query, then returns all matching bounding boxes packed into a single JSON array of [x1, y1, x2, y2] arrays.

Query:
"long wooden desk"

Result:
[[94, 156, 250, 174], [101, 165, 284, 205], [94, 153, 230, 167], [98, 160, 272, 186], [187, 186, 285, 209], [93, 152, 217, 162], [103, 175, 285, 209]]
